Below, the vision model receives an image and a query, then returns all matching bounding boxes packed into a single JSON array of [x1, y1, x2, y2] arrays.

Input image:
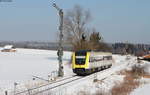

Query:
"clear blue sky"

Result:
[[0, 0, 150, 44]]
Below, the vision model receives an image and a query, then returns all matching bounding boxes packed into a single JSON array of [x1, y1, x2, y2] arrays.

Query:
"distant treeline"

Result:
[[0, 41, 149, 56], [112, 43, 150, 56], [0, 41, 72, 51]]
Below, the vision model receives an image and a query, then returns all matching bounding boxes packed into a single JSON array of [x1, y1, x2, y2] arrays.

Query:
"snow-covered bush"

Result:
[[131, 63, 149, 78]]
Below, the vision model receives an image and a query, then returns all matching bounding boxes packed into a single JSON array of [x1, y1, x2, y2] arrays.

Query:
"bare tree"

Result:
[[64, 5, 91, 51], [64, 5, 111, 52], [89, 28, 102, 50]]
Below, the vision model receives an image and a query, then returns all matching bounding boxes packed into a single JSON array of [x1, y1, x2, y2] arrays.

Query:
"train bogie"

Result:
[[73, 68, 91, 75]]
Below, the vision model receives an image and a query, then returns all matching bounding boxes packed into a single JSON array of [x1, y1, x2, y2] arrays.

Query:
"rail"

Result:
[[14, 75, 80, 95]]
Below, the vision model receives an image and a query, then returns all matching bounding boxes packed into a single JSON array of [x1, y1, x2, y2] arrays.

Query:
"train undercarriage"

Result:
[[73, 65, 112, 76]]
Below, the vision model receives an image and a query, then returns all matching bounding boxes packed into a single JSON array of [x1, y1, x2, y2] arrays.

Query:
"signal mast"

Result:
[[52, 2, 64, 77]]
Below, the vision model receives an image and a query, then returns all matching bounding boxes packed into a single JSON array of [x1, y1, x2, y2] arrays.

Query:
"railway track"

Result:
[[14, 58, 131, 95], [15, 68, 112, 95], [32, 76, 83, 95], [15, 75, 82, 95], [30, 68, 114, 95]]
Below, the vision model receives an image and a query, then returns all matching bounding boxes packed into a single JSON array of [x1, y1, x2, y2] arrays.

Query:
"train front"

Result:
[[72, 50, 90, 75]]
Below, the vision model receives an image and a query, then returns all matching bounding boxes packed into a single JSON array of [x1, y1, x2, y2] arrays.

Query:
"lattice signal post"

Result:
[[52, 3, 64, 77]]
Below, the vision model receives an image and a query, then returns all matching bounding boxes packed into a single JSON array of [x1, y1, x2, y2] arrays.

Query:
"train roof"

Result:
[[90, 51, 112, 55], [75, 50, 112, 55]]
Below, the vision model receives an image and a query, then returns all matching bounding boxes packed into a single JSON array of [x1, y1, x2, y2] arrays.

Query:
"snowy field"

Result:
[[131, 83, 150, 95], [130, 61, 150, 95], [0, 48, 150, 95], [0, 48, 72, 93]]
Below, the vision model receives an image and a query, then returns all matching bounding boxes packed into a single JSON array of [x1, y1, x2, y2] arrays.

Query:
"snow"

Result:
[[131, 83, 150, 95], [130, 61, 150, 95], [0, 48, 72, 93], [3, 45, 13, 50], [143, 61, 150, 74], [1, 48, 149, 95]]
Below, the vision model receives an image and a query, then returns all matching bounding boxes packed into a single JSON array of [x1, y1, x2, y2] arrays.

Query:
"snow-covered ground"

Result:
[[0, 48, 150, 95], [0, 48, 72, 93], [130, 61, 150, 95], [131, 83, 150, 95]]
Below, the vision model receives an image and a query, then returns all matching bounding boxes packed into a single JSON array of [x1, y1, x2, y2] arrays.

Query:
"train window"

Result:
[[75, 50, 87, 56], [75, 51, 87, 65], [103, 56, 112, 60], [89, 57, 95, 62], [75, 56, 86, 65], [89, 56, 103, 62]]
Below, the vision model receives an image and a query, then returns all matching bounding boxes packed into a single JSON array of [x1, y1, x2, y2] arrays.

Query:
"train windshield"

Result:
[[75, 56, 86, 65], [75, 50, 87, 65]]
